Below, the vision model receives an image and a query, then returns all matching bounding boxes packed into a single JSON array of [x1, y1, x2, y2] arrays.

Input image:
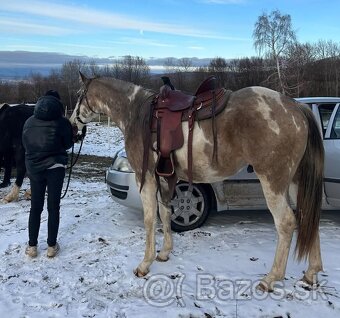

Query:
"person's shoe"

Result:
[[47, 243, 60, 258], [25, 245, 38, 258]]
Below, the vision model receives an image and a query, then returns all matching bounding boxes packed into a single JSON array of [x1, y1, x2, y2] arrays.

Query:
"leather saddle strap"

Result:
[[212, 90, 218, 163], [187, 107, 196, 186]]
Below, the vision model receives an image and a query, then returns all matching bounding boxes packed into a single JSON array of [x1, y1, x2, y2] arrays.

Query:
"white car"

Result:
[[106, 97, 340, 231]]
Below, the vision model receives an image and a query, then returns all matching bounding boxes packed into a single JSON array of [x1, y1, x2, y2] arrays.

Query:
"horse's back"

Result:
[[227, 86, 307, 135]]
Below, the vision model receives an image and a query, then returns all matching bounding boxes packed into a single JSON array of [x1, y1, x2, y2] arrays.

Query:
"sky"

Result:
[[1, 0, 340, 60]]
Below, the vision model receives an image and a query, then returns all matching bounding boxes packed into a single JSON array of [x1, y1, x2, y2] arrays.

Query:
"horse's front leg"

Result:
[[2, 183, 20, 203], [3, 149, 25, 203], [156, 194, 173, 262], [134, 175, 158, 277]]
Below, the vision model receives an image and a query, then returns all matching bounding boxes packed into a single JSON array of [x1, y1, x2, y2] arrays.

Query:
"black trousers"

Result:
[[28, 167, 65, 247]]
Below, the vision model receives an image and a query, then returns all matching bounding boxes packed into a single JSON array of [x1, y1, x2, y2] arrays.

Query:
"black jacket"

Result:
[[22, 95, 73, 175]]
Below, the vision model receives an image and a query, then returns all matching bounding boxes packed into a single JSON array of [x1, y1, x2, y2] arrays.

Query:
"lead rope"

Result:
[[60, 130, 85, 199]]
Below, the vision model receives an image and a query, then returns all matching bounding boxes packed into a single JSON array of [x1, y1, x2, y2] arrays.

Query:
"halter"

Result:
[[75, 79, 100, 125]]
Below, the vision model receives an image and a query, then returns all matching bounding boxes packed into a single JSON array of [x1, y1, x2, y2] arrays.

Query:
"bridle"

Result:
[[75, 79, 101, 125]]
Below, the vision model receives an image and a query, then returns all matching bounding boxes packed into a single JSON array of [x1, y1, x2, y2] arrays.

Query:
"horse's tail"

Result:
[[295, 104, 324, 261]]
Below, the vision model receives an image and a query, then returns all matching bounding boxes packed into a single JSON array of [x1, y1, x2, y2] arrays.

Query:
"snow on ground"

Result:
[[0, 123, 340, 318], [72, 121, 125, 157]]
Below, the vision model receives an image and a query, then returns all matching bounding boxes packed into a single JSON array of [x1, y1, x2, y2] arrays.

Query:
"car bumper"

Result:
[[105, 169, 142, 210]]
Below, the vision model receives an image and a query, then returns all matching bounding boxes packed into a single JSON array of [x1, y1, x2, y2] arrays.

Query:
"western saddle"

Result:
[[142, 76, 232, 192]]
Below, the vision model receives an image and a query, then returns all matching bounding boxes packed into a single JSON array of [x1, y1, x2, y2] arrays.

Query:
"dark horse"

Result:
[[0, 103, 12, 188], [0, 103, 34, 202], [71, 73, 324, 292]]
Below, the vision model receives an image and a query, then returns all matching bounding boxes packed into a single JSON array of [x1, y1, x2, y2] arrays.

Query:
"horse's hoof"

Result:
[[133, 267, 148, 277], [301, 275, 319, 288], [156, 254, 169, 262], [256, 282, 273, 293]]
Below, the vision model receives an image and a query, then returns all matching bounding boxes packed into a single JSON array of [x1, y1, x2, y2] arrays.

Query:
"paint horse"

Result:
[[0, 104, 34, 202], [71, 73, 324, 292]]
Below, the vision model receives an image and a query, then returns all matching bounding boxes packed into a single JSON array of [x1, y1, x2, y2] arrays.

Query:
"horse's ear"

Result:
[[79, 71, 89, 84]]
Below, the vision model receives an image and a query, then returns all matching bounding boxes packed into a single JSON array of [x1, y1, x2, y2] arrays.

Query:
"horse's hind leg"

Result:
[[289, 182, 323, 285], [134, 174, 158, 277], [303, 231, 323, 285], [258, 176, 296, 291]]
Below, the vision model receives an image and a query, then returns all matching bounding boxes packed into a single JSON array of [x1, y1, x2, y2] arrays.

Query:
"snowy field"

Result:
[[0, 123, 340, 318]]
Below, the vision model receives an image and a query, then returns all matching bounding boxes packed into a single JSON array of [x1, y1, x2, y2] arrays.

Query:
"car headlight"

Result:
[[111, 156, 134, 172]]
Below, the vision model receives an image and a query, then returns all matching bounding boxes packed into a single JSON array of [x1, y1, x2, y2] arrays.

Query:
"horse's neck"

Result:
[[104, 81, 152, 133]]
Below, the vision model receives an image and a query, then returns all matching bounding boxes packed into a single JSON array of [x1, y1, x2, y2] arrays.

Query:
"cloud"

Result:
[[1, 0, 248, 41], [0, 18, 74, 36], [110, 37, 175, 48]]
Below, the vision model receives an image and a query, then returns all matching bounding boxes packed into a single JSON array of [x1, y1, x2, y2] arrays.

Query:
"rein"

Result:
[[61, 114, 88, 198]]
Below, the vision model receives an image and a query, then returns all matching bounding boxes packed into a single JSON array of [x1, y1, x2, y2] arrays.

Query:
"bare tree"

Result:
[[163, 58, 177, 73], [253, 10, 297, 94], [60, 59, 85, 110], [178, 58, 193, 72], [285, 42, 315, 96], [314, 40, 340, 96], [86, 59, 101, 77], [208, 57, 229, 87], [118, 55, 150, 85]]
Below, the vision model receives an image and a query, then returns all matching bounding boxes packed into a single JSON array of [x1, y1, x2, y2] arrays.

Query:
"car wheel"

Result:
[[169, 182, 211, 232]]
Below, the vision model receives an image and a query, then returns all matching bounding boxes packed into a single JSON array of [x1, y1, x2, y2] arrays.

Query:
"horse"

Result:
[[0, 103, 34, 202], [70, 73, 324, 292], [0, 103, 13, 188], [0, 150, 12, 188]]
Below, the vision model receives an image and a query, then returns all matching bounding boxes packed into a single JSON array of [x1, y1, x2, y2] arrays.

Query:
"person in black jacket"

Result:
[[22, 90, 74, 258]]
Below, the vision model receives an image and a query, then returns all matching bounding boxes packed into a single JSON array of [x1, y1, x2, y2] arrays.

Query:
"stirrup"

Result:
[[156, 153, 175, 177]]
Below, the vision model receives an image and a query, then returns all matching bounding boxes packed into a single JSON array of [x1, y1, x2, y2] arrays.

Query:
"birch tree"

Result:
[[253, 10, 297, 94]]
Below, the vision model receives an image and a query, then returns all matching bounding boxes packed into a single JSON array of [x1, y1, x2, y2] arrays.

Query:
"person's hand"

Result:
[[72, 124, 81, 143]]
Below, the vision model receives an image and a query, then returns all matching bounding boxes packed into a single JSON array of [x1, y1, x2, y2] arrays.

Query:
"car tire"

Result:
[[169, 182, 211, 232]]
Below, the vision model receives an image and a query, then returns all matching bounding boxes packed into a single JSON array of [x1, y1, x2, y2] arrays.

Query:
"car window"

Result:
[[317, 104, 336, 137], [330, 106, 340, 139]]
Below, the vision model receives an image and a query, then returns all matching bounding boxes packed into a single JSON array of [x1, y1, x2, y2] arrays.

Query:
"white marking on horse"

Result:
[[292, 114, 301, 132], [128, 86, 141, 102], [175, 122, 220, 181]]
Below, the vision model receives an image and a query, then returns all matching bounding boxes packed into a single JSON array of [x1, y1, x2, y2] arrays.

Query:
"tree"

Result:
[[60, 59, 85, 110], [208, 57, 229, 87], [163, 58, 177, 73], [314, 40, 340, 96], [178, 58, 193, 72], [118, 55, 150, 85], [285, 42, 315, 96], [253, 10, 297, 94]]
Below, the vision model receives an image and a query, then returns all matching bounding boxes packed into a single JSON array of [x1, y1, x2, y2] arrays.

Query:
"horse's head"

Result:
[[69, 72, 100, 138]]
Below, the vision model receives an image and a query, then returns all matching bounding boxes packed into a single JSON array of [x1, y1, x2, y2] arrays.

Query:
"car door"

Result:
[[323, 103, 340, 207]]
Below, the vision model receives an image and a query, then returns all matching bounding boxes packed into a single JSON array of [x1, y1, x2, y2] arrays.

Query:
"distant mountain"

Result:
[[0, 51, 212, 80]]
